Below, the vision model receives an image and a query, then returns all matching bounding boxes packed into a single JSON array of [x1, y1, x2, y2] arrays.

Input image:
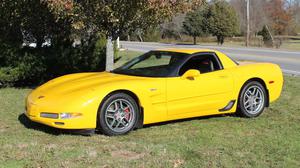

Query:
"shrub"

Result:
[[258, 25, 273, 47], [0, 67, 21, 87], [0, 36, 106, 87]]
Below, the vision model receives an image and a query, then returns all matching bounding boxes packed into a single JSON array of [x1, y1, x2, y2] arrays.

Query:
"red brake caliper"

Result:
[[124, 107, 131, 121]]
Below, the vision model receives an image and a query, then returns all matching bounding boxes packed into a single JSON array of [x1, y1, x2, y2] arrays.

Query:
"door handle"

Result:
[[219, 75, 228, 78]]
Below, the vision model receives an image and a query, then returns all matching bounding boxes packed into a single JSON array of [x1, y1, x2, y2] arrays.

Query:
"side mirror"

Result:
[[182, 69, 201, 80]]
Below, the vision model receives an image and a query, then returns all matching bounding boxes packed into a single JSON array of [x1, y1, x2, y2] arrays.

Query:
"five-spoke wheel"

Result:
[[98, 93, 139, 136], [105, 99, 135, 133], [238, 81, 267, 117]]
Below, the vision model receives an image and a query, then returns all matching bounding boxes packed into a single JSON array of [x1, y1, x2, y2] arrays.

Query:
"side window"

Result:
[[178, 54, 222, 76]]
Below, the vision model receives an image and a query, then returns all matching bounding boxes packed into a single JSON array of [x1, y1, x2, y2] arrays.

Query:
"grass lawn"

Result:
[[160, 38, 300, 51], [1, 67, 300, 167], [281, 39, 300, 51]]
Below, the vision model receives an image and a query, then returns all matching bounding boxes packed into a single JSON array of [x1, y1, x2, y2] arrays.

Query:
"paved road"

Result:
[[121, 41, 300, 76]]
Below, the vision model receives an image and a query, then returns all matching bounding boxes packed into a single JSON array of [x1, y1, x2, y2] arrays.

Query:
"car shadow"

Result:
[[19, 113, 235, 136], [18, 113, 94, 136], [141, 113, 232, 129]]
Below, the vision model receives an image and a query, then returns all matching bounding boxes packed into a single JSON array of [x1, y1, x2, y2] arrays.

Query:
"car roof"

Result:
[[154, 48, 218, 54]]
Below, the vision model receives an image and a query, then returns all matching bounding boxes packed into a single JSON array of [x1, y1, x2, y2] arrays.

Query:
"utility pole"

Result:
[[246, 0, 250, 47], [105, 19, 119, 72], [106, 36, 114, 71]]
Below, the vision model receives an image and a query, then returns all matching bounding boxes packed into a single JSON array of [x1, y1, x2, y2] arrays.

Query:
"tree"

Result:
[[0, 1, 26, 46], [183, 5, 209, 45], [207, 0, 239, 45], [44, 0, 204, 70], [161, 14, 186, 40], [258, 25, 273, 47], [230, 0, 269, 36], [44, 0, 203, 39], [266, 0, 292, 35], [0, 0, 106, 86], [0, 0, 206, 86]]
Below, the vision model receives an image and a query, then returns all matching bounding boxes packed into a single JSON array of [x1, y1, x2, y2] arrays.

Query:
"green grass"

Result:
[[0, 76, 300, 168], [281, 40, 300, 51]]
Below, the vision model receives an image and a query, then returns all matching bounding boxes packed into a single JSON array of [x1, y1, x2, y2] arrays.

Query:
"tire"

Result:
[[98, 93, 140, 136], [237, 81, 267, 118]]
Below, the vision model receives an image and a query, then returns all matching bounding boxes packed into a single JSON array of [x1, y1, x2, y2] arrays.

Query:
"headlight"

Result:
[[40, 113, 59, 119], [60, 113, 82, 119]]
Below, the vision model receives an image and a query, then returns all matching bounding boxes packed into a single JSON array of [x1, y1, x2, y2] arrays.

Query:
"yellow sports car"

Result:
[[25, 48, 283, 136]]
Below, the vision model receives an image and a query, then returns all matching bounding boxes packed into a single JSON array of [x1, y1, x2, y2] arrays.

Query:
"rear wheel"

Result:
[[98, 93, 139, 136], [237, 81, 267, 118]]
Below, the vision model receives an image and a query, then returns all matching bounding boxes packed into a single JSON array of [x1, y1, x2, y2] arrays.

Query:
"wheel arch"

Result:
[[240, 77, 270, 107]]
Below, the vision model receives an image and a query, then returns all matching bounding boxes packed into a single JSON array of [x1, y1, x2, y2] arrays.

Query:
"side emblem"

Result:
[[149, 88, 157, 91], [38, 96, 45, 99]]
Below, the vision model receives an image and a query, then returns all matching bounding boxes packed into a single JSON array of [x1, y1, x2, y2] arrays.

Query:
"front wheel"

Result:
[[237, 81, 267, 118], [98, 93, 139, 136]]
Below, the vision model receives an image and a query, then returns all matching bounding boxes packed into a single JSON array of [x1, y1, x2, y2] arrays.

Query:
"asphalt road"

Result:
[[120, 41, 300, 76]]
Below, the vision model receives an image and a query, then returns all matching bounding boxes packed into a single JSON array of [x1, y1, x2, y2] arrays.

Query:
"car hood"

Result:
[[30, 72, 140, 100]]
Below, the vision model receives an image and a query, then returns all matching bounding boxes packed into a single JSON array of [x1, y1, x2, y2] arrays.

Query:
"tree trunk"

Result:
[[193, 36, 196, 45], [217, 36, 220, 45], [36, 37, 44, 48], [106, 36, 114, 71], [178, 32, 182, 40], [127, 35, 130, 41], [220, 36, 224, 45], [138, 34, 143, 42]]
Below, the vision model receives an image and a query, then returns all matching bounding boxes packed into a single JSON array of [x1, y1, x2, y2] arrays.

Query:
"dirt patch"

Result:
[[45, 143, 57, 150], [173, 159, 185, 168], [87, 150, 97, 158], [17, 143, 29, 149]]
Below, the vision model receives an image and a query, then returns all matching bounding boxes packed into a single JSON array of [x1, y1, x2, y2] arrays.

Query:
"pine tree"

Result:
[[207, 0, 239, 45]]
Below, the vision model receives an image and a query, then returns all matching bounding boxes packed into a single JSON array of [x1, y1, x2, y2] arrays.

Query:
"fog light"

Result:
[[60, 113, 82, 119], [40, 113, 59, 119]]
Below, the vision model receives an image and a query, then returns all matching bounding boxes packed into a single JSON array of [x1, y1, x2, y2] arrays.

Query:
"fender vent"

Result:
[[219, 100, 236, 112]]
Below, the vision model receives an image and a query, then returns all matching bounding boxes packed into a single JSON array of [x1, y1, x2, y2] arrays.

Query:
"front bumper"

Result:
[[25, 99, 98, 130], [25, 112, 88, 129]]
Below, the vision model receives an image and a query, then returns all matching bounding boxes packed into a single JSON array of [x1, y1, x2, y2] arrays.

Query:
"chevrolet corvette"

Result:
[[25, 48, 283, 136]]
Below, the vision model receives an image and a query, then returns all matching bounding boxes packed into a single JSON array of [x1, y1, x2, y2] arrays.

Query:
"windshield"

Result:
[[112, 51, 187, 77]]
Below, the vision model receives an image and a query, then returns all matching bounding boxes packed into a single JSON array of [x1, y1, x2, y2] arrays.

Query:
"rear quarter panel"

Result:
[[227, 63, 283, 105]]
